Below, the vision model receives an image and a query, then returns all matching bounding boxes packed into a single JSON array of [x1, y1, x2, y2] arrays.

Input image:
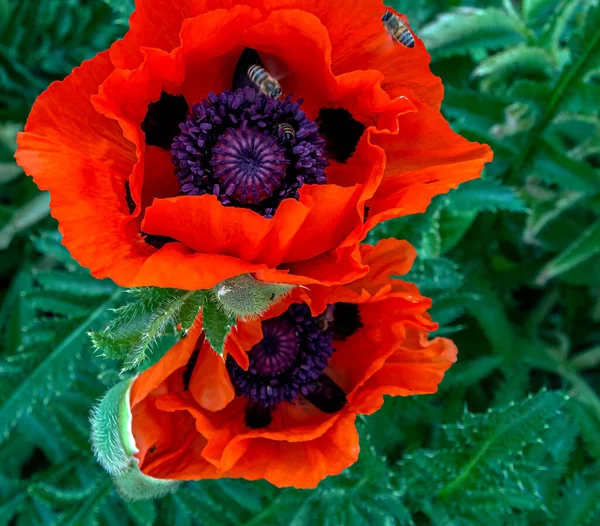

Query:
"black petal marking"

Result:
[[331, 303, 363, 341], [141, 92, 189, 149], [305, 374, 347, 414], [124, 180, 136, 214], [317, 108, 365, 163], [142, 233, 177, 249], [183, 347, 201, 391], [245, 402, 273, 429], [232, 48, 264, 91]]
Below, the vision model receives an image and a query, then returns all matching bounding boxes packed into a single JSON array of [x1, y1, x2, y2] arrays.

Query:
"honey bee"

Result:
[[247, 65, 282, 99], [318, 306, 335, 332], [382, 10, 415, 48], [278, 123, 296, 142]]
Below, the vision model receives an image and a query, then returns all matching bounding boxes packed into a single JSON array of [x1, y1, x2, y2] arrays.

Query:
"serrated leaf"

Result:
[[439, 209, 478, 253], [473, 46, 559, 80], [32, 270, 116, 297], [420, 8, 526, 59], [443, 179, 528, 214], [90, 288, 203, 371], [537, 218, 600, 284], [202, 294, 236, 356], [408, 257, 464, 297], [0, 291, 120, 446]]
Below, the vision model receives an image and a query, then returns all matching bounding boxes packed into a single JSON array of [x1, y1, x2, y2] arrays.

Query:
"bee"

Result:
[[278, 123, 296, 142], [318, 306, 335, 332], [382, 10, 415, 48], [247, 65, 282, 99]]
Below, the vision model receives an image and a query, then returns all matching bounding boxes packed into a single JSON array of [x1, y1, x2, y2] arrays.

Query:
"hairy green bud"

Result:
[[213, 274, 294, 319], [113, 463, 180, 502], [90, 377, 138, 476]]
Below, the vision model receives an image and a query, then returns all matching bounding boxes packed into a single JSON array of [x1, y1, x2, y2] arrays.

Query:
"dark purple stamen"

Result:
[[227, 303, 345, 420], [172, 87, 328, 217], [211, 127, 289, 205]]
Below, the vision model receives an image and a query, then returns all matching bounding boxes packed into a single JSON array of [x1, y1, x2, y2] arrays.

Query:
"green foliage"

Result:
[[202, 292, 237, 356], [90, 288, 204, 371], [1, 0, 600, 524]]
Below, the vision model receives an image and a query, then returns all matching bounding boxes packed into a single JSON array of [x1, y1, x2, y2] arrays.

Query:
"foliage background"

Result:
[[1, 0, 600, 524]]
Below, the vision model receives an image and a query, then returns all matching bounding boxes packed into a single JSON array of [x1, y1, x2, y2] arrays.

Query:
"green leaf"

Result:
[[399, 391, 569, 522], [531, 141, 600, 193], [537, 218, 600, 284], [0, 192, 50, 250], [202, 293, 237, 356], [439, 209, 478, 253], [472, 46, 559, 80], [90, 288, 204, 371], [443, 178, 528, 214], [0, 291, 121, 446], [101, 0, 135, 24], [420, 8, 526, 59]]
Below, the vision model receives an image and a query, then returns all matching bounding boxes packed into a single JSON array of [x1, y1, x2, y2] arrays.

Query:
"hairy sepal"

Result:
[[213, 274, 293, 319], [90, 377, 138, 477]]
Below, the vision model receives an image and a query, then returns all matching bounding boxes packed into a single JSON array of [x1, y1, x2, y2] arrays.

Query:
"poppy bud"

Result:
[[213, 274, 294, 318], [90, 378, 138, 476], [113, 463, 180, 502]]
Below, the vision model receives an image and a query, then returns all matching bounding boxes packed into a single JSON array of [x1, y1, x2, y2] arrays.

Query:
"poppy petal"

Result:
[[224, 412, 359, 488], [353, 331, 458, 415], [130, 317, 203, 408], [142, 183, 365, 268], [189, 339, 236, 412], [365, 100, 494, 230], [258, 0, 443, 109]]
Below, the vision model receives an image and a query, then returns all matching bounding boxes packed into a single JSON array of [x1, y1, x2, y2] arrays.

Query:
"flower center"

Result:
[[250, 318, 300, 376], [171, 87, 328, 217], [227, 303, 337, 406], [210, 127, 288, 205]]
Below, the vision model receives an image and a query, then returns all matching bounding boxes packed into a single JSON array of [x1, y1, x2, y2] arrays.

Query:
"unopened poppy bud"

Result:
[[213, 274, 294, 318], [90, 378, 138, 476], [113, 463, 180, 502]]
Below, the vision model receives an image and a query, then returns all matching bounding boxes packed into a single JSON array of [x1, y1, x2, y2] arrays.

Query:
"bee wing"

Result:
[[260, 54, 291, 84]]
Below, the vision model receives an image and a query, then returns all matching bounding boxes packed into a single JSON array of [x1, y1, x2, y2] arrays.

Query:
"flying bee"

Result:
[[382, 10, 415, 48], [278, 123, 296, 142], [247, 65, 282, 99]]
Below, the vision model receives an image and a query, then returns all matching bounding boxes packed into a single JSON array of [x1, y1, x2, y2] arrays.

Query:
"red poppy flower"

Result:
[[128, 239, 457, 488], [16, 0, 492, 290]]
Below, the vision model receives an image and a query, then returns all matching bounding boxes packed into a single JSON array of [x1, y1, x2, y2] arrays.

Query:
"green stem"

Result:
[[570, 346, 600, 370], [506, 24, 600, 185]]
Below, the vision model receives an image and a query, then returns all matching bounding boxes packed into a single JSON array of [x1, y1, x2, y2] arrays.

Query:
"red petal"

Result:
[[353, 330, 458, 414], [365, 100, 493, 230]]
